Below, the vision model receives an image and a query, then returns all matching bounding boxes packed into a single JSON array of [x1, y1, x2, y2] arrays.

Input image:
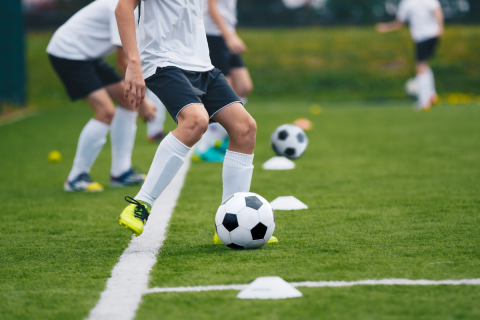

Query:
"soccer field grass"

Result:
[[1, 101, 480, 319]]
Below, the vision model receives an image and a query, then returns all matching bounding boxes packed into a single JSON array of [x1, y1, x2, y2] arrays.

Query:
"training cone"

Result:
[[237, 277, 302, 299]]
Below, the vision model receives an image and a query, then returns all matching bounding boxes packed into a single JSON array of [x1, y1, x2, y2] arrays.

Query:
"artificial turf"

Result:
[[0, 101, 479, 320]]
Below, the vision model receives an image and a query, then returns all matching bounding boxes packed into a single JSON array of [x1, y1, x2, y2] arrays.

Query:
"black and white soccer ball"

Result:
[[215, 192, 275, 250], [405, 77, 418, 97], [271, 124, 308, 159]]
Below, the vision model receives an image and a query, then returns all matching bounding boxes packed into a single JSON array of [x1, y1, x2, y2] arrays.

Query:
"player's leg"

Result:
[[65, 88, 115, 192], [103, 81, 148, 186], [119, 68, 208, 235], [227, 66, 253, 105], [212, 102, 257, 202], [145, 89, 167, 142], [415, 38, 438, 111]]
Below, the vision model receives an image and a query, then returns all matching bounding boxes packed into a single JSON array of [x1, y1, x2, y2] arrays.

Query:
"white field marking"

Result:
[[87, 153, 191, 320], [427, 261, 453, 265], [145, 278, 480, 294], [0, 111, 38, 127]]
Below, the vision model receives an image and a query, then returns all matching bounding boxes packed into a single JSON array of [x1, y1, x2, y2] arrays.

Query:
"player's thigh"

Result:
[[229, 67, 253, 96]]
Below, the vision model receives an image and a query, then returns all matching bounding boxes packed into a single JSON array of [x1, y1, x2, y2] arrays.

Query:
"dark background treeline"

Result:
[[24, 0, 479, 30]]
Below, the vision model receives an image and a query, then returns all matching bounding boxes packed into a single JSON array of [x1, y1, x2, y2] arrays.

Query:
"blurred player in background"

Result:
[[377, 0, 444, 111], [193, 0, 254, 162], [47, 0, 165, 192]]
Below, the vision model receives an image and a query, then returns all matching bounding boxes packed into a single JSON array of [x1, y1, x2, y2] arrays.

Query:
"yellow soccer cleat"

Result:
[[64, 173, 104, 192], [119, 197, 151, 236], [214, 232, 278, 245]]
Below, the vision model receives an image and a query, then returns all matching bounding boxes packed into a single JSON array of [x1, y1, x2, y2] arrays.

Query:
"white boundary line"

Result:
[[145, 278, 480, 294], [87, 154, 191, 320]]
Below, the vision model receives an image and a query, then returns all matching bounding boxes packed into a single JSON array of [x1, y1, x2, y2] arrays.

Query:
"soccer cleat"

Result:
[[431, 94, 440, 105], [147, 131, 165, 143], [119, 196, 151, 236], [64, 173, 103, 192], [194, 147, 225, 163], [214, 232, 278, 245], [110, 168, 146, 187]]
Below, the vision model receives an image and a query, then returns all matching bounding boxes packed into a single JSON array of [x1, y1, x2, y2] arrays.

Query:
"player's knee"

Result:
[[184, 112, 209, 138], [236, 116, 257, 142], [96, 108, 115, 124], [238, 82, 253, 97]]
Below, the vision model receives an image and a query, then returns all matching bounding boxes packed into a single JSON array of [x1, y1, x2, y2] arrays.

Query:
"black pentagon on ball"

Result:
[[223, 213, 239, 232], [285, 148, 296, 157], [251, 222, 268, 240], [297, 132, 305, 143], [245, 196, 263, 210], [227, 243, 244, 250], [278, 130, 289, 141]]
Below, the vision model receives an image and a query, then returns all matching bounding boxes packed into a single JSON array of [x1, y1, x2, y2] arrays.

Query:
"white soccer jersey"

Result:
[[47, 0, 126, 60], [138, 0, 214, 79], [397, 0, 441, 43], [203, 0, 238, 36]]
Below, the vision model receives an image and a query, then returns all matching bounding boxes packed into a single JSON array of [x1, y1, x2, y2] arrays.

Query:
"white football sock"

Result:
[[222, 150, 254, 202], [135, 133, 190, 206], [416, 71, 431, 108], [67, 119, 110, 181], [194, 123, 228, 153], [427, 68, 437, 95], [145, 89, 166, 137], [110, 107, 138, 177]]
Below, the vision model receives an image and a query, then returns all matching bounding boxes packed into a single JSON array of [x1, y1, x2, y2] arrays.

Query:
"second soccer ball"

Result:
[[271, 124, 309, 159]]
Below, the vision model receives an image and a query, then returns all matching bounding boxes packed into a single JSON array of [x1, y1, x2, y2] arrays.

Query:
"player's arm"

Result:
[[207, 0, 246, 55], [116, 46, 156, 121], [433, 6, 444, 37], [375, 19, 405, 33], [116, 46, 128, 77], [116, 0, 144, 109]]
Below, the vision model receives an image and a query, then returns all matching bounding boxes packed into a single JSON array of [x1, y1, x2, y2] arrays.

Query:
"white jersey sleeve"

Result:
[[396, 0, 408, 23], [110, 8, 122, 47]]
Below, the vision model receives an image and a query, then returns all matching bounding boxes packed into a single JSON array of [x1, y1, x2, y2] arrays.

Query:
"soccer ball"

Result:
[[271, 124, 308, 159], [215, 192, 275, 250], [405, 77, 418, 97]]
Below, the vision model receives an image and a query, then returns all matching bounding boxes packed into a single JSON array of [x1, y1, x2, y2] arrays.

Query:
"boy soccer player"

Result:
[[116, 0, 277, 245], [376, 0, 444, 111], [47, 0, 162, 191], [193, 0, 253, 162]]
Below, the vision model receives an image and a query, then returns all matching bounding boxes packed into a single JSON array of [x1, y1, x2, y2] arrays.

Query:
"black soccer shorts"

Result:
[[145, 66, 241, 124]]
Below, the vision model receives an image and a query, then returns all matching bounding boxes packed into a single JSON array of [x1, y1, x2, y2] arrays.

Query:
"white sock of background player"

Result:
[[110, 107, 138, 177], [426, 67, 437, 97], [67, 119, 109, 181], [145, 89, 166, 138], [416, 71, 432, 108], [135, 133, 190, 206], [222, 150, 254, 202]]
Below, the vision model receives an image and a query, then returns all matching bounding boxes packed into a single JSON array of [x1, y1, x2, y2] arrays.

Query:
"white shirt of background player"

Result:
[[397, 0, 442, 43]]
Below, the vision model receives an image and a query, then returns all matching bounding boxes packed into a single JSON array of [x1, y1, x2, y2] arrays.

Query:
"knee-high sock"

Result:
[[195, 123, 228, 153], [110, 107, 138, 177], [416, 71, 431, 108], [146, 89, 166, 137], [222, 150, 254, 202], [67, 119, 109, 181], [135, 133, 190, 206], [427, 68, 437, 95]]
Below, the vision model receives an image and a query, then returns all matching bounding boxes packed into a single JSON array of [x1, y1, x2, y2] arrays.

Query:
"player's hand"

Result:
[[375, 23, 388, 33], [225, 33, 247, 55], [138, 99, 157, 122], [124, 61, 145, 109]]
